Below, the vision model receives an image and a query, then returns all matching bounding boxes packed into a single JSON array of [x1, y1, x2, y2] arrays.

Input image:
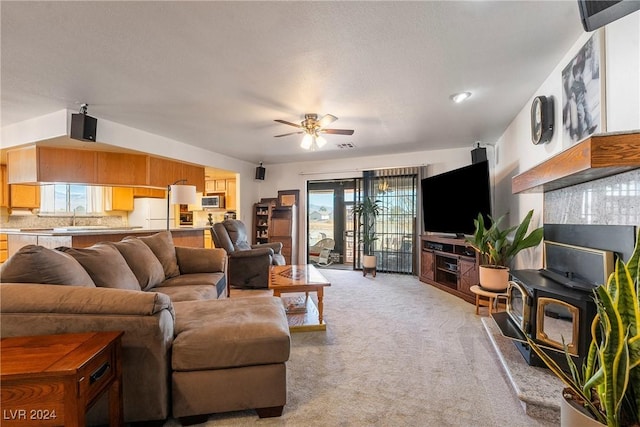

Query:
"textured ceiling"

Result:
[[1, 1, 584, 165]]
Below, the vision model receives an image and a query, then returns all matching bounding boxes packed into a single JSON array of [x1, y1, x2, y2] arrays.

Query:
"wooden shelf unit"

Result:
[[253, 201, 275, 245], [419, 235, 479, 304], [270, 205, 298, 265], [512, 131, 640, 194]]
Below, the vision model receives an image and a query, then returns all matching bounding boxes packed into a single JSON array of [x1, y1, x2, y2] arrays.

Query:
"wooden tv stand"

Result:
[[419, 235, 480, 304]]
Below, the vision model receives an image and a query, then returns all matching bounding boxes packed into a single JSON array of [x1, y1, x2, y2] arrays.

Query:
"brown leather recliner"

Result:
[[211, 220, 286, 289]]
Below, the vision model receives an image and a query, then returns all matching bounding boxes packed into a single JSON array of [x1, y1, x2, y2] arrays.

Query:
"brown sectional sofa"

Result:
[[0, 231, 291, 425]]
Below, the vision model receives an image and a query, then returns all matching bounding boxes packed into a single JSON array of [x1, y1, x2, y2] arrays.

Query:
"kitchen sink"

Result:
[[52, 226, 111, 232]]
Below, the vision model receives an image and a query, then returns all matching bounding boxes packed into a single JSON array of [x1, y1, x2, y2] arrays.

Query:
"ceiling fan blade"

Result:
[[274, 131, 304, 137], [317, 114, 338, 128], [274, 119, 302, 128], [321, 129, 355, 135]]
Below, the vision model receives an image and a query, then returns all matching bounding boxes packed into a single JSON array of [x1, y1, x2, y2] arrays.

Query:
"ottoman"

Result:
[[171, 297, 291, 420]]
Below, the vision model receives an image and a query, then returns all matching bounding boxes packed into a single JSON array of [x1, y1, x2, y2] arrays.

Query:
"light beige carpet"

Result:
[[164, 270, 556, 426]]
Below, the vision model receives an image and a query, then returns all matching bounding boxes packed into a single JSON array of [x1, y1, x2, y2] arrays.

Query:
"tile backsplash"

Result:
[[544, 169, 639, 225], [0, 210, 125, 229]]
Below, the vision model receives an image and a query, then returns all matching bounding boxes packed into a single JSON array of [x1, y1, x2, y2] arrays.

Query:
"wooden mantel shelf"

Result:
[[512, 131, 640, 194]]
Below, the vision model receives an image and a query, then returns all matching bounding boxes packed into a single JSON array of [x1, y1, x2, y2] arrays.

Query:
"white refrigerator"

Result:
[[128, 198, 174, 230]]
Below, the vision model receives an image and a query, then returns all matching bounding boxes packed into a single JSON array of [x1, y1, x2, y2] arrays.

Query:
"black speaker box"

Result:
[[255, 166, 266, 180], [70, 113, 97, 142], [471, 146, 487, 164]]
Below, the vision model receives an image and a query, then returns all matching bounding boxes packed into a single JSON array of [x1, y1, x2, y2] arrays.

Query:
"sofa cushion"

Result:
[[156, 272, 226, 300], [58, 244, 141, 291], [0, 245, 95, 287], [154, 284, 219, 302], [172, 297, 290, 371], [133, 231, 180, 279], [110, 238, 165, 291]]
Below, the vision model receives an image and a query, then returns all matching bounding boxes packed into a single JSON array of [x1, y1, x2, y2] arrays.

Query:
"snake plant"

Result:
[[526, 228, 640, 427]]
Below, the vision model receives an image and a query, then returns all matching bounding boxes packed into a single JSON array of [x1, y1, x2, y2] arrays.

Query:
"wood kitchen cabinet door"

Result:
[[38, 147, 97, 183], [225, 179, 236, 210], [105, 187, 134, 211], [96, 152, 148, 186], [133, 187, 166, 198], [148, 157, 183, 188], [181, 164, 205, 193], [9, 184, 40, 209], [0, 165, 8, 207]]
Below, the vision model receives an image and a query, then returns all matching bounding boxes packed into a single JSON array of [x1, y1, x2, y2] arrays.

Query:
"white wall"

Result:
[[495, 12, 640, 269]]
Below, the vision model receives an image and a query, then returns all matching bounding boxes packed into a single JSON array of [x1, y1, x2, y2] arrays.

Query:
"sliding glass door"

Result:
[[307, 172, 418, 274]]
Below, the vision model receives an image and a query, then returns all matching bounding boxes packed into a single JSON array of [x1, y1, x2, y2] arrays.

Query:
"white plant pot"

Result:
[[478, 265, 510, 291], [362, 255, 377, 269], [560, 393, 604, 427]]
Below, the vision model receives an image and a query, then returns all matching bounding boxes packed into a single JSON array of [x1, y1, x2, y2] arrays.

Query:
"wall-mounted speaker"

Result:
[[471, 146, 487, 164], [70, 113, 97, 142], [255, 165, 266, 180]]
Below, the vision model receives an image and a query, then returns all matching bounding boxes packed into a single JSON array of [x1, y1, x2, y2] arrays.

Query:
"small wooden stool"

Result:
[[470, 285, 508, 315]]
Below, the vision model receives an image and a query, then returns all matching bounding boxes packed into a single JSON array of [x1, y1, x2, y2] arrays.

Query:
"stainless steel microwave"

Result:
[[202, 195, 224, 208]]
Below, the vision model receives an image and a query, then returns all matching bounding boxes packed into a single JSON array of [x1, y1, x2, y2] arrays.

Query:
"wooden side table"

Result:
[[1, 331, 124, 427], [470, 285, 508, 315]]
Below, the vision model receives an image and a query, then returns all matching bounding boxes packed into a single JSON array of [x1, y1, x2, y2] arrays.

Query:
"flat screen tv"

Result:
[[577, 0, 640, 32], [421, 161, 492, 237]]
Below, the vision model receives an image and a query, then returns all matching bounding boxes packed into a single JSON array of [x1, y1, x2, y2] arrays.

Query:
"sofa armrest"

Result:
[[175, 246, 227, 274], [252, 242, 283, 253], [229, 247, 274, 259], [0, 283, 174, 424]]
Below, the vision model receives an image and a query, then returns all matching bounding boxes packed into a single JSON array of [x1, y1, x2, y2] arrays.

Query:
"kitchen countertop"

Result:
[[0, 227, 208, 236]]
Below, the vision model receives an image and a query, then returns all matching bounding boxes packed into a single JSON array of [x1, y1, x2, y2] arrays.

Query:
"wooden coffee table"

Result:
[[269, 264, 331, 332]]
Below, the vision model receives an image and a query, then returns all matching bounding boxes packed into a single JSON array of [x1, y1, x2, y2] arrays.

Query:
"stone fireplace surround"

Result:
[[483, 167, 639, 422]]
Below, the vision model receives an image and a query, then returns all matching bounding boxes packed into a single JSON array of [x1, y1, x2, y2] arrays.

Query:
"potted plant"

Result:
[[525, 228, 640, 427], [466, 209, 543, 291], [352, 197, 383, 271]]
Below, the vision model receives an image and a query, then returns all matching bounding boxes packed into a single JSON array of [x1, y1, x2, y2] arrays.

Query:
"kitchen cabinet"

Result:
[[225, 179, 236, 210], [133, 187, 166, 198], [38, 147, 97, 183], [0, 165, 8, 207], [9, 184, 40, 209], [7, 146, 98, 184], [96, 152, 147, 186], [181, 163, 205, 193], [5, 144, 205, 192], [148, 158, 205, 193], [0, 234, 8, 263], [204, 229, 213, 249], [105, 187, 135, 211], [205, 179, 228, 193]]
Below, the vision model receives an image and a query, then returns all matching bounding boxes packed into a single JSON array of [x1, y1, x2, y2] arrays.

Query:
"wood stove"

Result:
[[493, 224, 636, 371]]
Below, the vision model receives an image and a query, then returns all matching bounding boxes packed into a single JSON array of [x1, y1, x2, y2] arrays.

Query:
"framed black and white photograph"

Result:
[[561, 30, 606, 147]]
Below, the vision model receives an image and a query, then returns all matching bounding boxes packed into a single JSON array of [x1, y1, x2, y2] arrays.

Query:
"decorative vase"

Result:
[[478, 265, 509, 291], [560, 392, 604, 427]]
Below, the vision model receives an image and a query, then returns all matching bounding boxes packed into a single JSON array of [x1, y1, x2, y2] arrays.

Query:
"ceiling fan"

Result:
[[274, 113, 354, 150]]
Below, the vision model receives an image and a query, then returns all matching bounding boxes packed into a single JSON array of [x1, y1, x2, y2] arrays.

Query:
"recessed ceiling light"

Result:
[[450, 92, 472, 103]]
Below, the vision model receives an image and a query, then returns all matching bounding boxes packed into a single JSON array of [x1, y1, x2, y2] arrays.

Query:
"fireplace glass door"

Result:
[[536, 297, 580, 355], [506, 281, 530, 333]]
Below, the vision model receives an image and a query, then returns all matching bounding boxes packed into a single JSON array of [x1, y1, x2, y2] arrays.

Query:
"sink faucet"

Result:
[[72, 206, 80, 226]]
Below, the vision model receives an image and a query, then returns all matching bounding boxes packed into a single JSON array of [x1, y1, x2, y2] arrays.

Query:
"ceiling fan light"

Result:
[[315, 135, 327, 148], [301, 133, 313, 149], [450, 91, 472, 103]]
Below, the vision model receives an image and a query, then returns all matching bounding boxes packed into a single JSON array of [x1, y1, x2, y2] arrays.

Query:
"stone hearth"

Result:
[[481, 317, 563, 423]]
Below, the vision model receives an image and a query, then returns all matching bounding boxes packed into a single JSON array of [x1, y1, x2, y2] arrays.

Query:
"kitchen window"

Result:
[[39, 184, 104, 214]]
